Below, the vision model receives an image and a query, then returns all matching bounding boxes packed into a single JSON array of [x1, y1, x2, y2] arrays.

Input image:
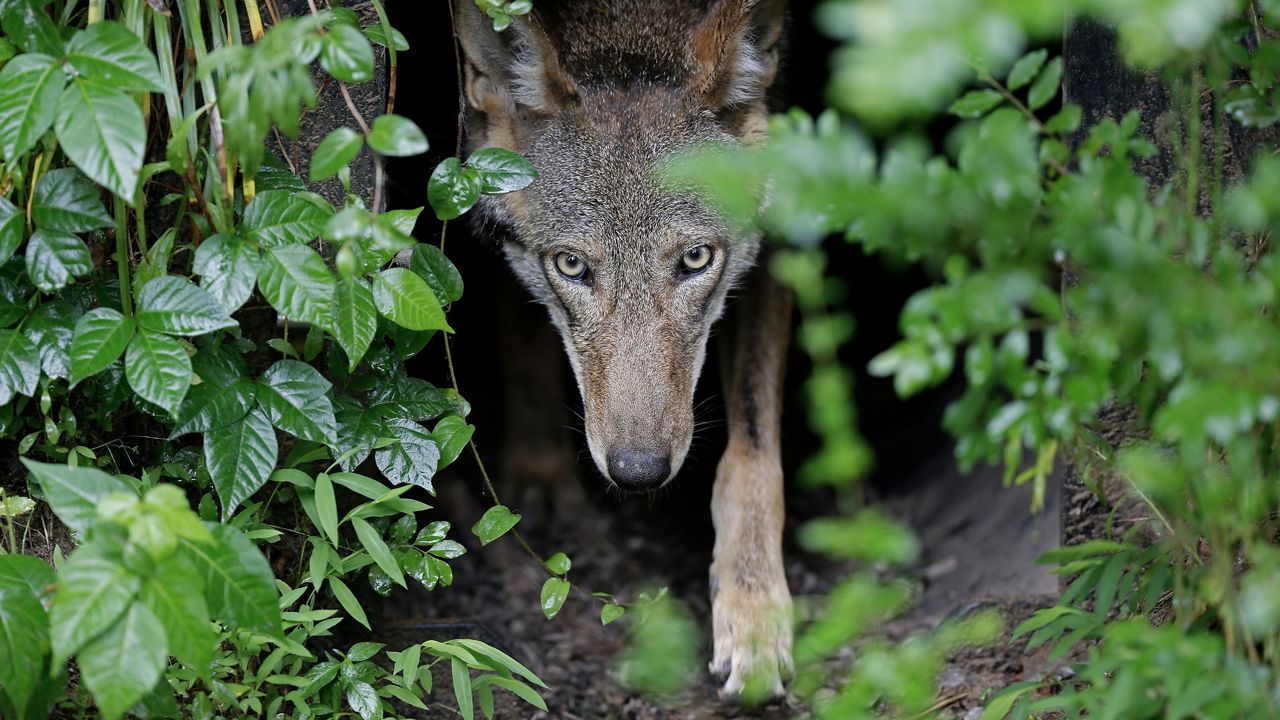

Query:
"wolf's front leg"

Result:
[[709, 260, 793, 700]]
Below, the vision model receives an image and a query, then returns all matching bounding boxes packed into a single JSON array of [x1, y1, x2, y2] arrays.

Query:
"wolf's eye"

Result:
[[681, 245, 713, 273], [555, 251, 589, 280]]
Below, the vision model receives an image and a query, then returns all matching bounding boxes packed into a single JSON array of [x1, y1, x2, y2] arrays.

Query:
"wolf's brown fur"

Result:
[[456, 0, 793, 698]]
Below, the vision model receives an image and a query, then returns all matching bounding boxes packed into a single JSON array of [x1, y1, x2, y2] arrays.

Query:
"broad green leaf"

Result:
[[344, 679, 380, 720], [205, 406, 277, 519], [65, 21, 164, 91], [540, 577, 569, 620], [333, 400, 383, 471], [0, 53, 64, 160], [415, 521, 450, 546], [0, 0, 63, 55], [0, 557, 50, 718], [0, 196, 21, 264], [409, 244, 464, 304], [600, 603, 625, 625], [352, 516, 406, 588], [136, 276, 238, 336], [21, 300, 75, 380], [0, 328, 40, 406], [432, 416, 474, 470], [328, 576, 370, 629], [125, 329, 192, 416], [77, 601, 167, 720], [30, 167, 112, 233], [55, 78, 146, 200], [427, 157, 480, 220], [948, 89, 1003, 118], [69, 307, 135, 385], [242, 191, 332, 248], [333, 276, 377, 371], [545, 552, 571, 575], [471, 505, 520, 546], [367, 114, 429, 157], [467, 147, 539, 194], [169, 377, 256, 438], [0, 495, 36, 517], [314, 472, 340, 546], [428, 540, 465, 559], [257, 359, 338, 444], [193, 233, 262, 314], [310, 127, 363, 181], [320, 23, 374, 84], [372, 267, 450, 332], [1027, 56, 1063, 111], [139, 561, 214, 675], [375, 418, 439, 492], [49, 548, 140, 668], [21, 459, 135, 534], [452, 658, 474, 720], [180, 523, 281, 636], [25, 229, 92, 292], [0, 553, 54, 600], [1006, 49, 1048, 91], [259, 244, 335, 328]]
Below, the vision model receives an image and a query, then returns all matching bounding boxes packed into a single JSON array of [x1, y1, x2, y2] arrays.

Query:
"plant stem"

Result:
[[114, 195, 133, 316]]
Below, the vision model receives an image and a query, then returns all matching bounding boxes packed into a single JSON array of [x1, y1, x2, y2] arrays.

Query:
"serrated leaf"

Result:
[[78, 601, 167, 720], [432, 416, 474, 470], [372, 267, 450, 332], [205, 406, 277, 519], [193, 233, 262, 314], [125, 329, 192, 416], [70, 307, 135, 385], [1027, 56, 1063, 111], [21, 459, 135, 534], [540, 577, 569, 620], [170, 377, 256, 438], [257, 359, 338, 444], [49, 548, 140, 668], [367, 113, 429, 157], [0, 556, 51, 718], [25, 228, 92, 292], [242, 191, 333, 248], [375, 418, 439, 492], [353, 516, 406, 588], [30, 167, 112, 233], [1006, 48, 1048, 92], [55, 78, 146, 200], [409, 244, 464, 304], [427, 157, 480, 220], [333, 276, 377, 371], [136, 275, 238, 336], [467, 147, 539, 194], [948, 89, 1003, 118], [471, 505, 520, 546], [65, 21, 164, 91], [320, 23, 374, 84], [259, 244, 335, 328], [0, 53, 64, 168], [139, 561, 214, 675], [311, 127, 364, 181], [0, 328, 40, 406], [180, 523, 281, 636]]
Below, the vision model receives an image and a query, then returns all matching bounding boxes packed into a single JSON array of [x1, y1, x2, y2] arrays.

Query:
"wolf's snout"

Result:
[[606, 448, 671, 490]]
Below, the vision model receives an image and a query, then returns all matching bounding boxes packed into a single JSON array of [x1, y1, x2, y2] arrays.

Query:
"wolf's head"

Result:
[[457, 0, 785, 490]]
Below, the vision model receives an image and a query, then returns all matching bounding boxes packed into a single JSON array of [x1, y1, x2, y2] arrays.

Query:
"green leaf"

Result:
[[363, 23, 408, 51], [428, 540, 465, 559], [320, 23, 374, 84], [49, 548, 140, 668], [409, 244, 464, 304], [139, 561, 215, 675], [257, 359, 338, 444], [0, 196, 22, 264], [352, 516, 406, 588], [344, 679, 380, 720], [452, 658, 474, 720], [55, 78, 146, 200], [484, 676, 548, 712], [471, 505, 520, 546], [21, 300, 75, 380], [77, 601, 167, 720], [125, 329, 192, 416], [170, 377, 255, 438], [0, 0, 63, 55], [333, 276, 378, 371], [259, 244, 335, 328], [467, 147, 539, 194], [30, 167, 112, 233], [136, 276, 238, 336], [372, 267, 450, 332], [0, 557, 51, 718], [180, 524, 281, 636], [0, 328, 40, 407], [600, 603, 625, 625], [241, 191, 332, 248], [415, 521, 450, 546], [0, 553, 54, 602], [0, 53, 65, 163], [69, 307, 135, 385], [310, 127, 364, 181], [333, 401, 383, 472], [544, 552, 571, 575], [539, 577, 569, 620], [193, 233, 262, 314], [1027, 56, 1063, 111], [314, 472, 340, 546], [65, 21, 164, 91], [431, 416, 474, 470], [25, 229, 92, 292], [328, 575, 370, 629], [450, 639, 547, 688], [366, 114, 429, 157], [1044, 103, 1083, 134], [1006, 48, 1048, 92], [205, 407, 277, 519], [948, 89, 1003, 118], [21, 459, 135, 534], [427, 157, 481, 220], [375, 418, 439, 492]]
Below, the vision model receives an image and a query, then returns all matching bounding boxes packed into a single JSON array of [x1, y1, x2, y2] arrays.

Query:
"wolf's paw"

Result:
[[708, 569, 793, 702]]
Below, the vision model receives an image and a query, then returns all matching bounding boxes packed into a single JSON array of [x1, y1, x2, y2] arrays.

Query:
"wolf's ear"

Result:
[[455, 0, 577, 138], [689, 0, 787, 110]]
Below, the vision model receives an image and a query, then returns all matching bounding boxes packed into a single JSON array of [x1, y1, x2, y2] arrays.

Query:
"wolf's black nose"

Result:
[[607, 449, 670, 490]]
